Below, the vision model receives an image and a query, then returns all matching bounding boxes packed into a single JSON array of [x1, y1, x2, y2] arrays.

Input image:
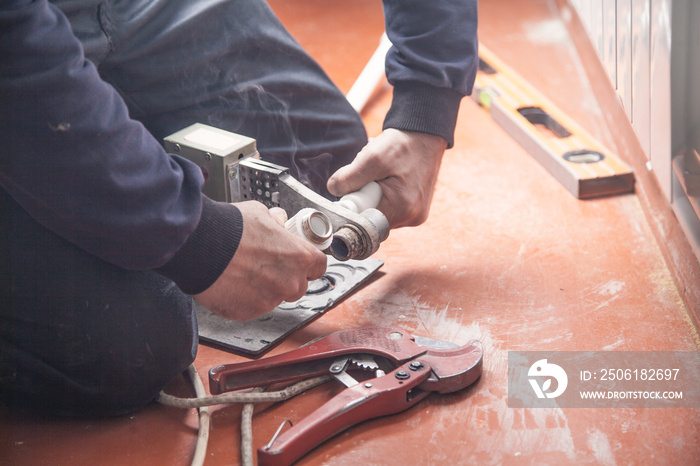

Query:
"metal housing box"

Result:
[[164, 123, 259, 202]]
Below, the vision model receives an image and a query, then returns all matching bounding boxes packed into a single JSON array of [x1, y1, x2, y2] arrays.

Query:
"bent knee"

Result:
[[2, 339, 196, 417]]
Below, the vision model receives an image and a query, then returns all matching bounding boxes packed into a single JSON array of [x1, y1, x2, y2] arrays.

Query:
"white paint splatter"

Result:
[[597, 280, 625, 296], [587, 428, 617, 466], [359, 290, 585, 463], [602, 339, 628, 350]]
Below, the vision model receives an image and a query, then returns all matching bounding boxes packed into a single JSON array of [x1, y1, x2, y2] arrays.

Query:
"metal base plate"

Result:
[[196, 257, 383, 357]]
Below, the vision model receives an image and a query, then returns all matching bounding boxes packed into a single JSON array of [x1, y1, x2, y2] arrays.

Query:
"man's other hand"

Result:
[[327, 128, 447, 228], [194, 202, 327, 321]]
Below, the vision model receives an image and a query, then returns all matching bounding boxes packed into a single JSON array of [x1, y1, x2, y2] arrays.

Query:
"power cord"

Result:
[[184, 365, 210, 466], [157, 366, 331, 466]]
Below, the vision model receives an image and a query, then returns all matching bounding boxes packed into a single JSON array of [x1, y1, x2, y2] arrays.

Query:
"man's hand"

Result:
[[194, 201, 327, 321], [327, 128, 447, 228]]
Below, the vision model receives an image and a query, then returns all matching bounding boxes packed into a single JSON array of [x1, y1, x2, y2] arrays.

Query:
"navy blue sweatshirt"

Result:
[[0, 0, 477, 295]]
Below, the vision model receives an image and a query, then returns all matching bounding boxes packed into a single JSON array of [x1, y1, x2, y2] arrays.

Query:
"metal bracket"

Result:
[[196, 256, 383, 357]]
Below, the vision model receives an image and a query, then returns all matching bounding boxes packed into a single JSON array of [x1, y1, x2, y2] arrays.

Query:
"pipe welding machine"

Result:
[[164, 123, 389, 261]]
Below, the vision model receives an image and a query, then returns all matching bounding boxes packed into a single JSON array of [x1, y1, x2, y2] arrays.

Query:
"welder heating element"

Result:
[[164, 124, 390, 261], [330, 208, 387, 261], [285, 208, 333, 250], [329, 181, 385, 260]]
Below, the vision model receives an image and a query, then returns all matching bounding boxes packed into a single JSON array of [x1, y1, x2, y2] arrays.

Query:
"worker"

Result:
[[0, 0, 478, 415]]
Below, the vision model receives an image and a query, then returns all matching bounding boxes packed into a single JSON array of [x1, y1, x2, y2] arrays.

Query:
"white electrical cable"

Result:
[[240, 387, 264, 466], [158, 374, 331, 408], [158, 371, 332, 466], [186, 364, 210, 466]]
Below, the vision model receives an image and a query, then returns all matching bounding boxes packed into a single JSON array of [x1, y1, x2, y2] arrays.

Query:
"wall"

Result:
[[569, 0, 700, 259]]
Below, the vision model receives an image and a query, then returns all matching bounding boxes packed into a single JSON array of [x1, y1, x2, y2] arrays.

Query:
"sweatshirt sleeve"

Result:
[[0, 0, 240, 294], [381, 0, 478, 147]]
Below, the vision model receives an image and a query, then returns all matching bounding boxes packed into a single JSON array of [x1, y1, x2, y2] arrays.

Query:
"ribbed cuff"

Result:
[[154, 196, 243, 295], [383, 81, 464, 148]]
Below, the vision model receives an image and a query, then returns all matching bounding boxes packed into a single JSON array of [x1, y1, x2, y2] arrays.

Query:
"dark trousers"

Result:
[[0, 0, 366, 416]]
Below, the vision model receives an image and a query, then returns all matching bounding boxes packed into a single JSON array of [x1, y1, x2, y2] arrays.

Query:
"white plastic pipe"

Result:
[[285, 208, 333, 250], [336, 181, 383, 213], [345, 33, 392, 113]]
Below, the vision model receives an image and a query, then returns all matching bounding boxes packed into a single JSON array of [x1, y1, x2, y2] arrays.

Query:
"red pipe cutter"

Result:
[[209, 326, 483, 465]]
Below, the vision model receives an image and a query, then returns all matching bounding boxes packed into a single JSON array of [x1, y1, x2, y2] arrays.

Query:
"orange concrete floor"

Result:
[[2, 0, 699, 465]]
